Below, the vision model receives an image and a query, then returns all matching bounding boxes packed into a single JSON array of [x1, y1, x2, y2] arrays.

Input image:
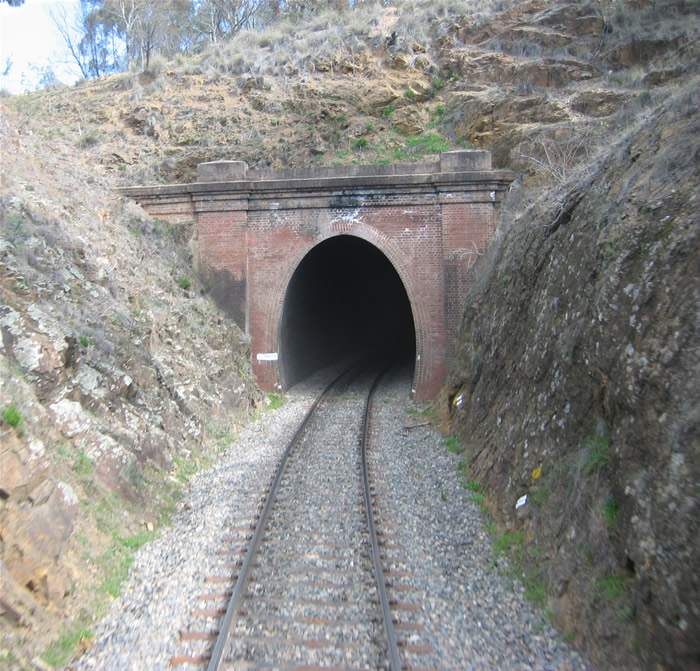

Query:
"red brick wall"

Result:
[[244, 192, 447, 398], [194, 196, 249, 329], [441, 195, 497, 359]]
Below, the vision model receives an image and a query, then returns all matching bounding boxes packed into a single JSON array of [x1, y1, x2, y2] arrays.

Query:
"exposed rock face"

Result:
[[441, 82, 699, 670]]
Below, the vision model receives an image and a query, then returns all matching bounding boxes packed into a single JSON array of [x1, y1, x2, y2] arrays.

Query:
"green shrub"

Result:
[[177, 276, 192, 290]]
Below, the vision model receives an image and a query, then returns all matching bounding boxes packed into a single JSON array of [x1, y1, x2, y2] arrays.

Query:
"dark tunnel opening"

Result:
[[279, 235, 416, 389]]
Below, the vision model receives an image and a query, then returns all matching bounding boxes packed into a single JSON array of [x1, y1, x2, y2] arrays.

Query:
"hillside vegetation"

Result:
[[1, 0, 698, 668]]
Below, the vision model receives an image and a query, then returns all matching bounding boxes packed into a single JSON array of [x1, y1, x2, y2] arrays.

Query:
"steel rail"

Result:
[[361, 367, 402, 671], [206, 367, 352, 671]]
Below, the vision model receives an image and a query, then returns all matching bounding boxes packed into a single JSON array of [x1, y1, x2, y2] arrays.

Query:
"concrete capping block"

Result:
[[198, 160, 249, 183], [440, 150, 492, 172]]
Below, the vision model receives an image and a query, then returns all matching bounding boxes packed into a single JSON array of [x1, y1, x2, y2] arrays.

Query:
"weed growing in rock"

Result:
[[72, 451, 95, 478], [2, 403, 23, 430], [603, 495, 620, 531], [583, 425, 611, 475], [177, 276, 192, 290], [596, 573, 629, 601]]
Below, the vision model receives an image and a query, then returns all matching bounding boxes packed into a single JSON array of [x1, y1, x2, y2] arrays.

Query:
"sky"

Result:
[[0, 0, 82, 94]]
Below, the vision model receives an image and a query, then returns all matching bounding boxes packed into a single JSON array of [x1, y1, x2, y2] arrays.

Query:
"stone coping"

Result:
[[118, 152, 516, 201]]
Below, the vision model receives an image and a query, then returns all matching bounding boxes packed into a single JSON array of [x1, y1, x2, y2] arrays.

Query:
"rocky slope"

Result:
[[1, 0, 698, 668], [0, 104, 264, 666], [439, 36, 699, 671]]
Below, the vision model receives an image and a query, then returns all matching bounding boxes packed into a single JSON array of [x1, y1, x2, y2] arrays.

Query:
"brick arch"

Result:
[[260, 221, 430, 394]]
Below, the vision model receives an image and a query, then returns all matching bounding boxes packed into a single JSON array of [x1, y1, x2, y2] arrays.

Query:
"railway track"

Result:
[[170, 365, 434, 670]]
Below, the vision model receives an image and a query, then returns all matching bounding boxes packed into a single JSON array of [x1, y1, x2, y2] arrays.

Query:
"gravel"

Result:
[[70, 366, 593, 671]]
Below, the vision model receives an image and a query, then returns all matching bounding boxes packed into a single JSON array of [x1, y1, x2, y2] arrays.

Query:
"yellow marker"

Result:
[[532, 466, 542, 480]]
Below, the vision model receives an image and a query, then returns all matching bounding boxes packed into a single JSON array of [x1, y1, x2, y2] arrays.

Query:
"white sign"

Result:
[[256, 352, 278, 362]]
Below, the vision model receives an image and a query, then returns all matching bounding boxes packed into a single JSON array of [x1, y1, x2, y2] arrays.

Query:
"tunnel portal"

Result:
[[279, 236, 416, 389], [121, 151, 517, 397]]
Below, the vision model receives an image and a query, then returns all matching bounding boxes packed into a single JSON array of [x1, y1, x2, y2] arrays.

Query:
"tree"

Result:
[[1, 1, 25, 7], [52, 1, 124, 78], [193, 0, 266, 45], [2, 56, 12, 77]]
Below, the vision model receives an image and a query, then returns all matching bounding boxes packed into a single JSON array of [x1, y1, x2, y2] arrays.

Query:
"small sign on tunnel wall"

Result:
[[256, 352, 279, 361]]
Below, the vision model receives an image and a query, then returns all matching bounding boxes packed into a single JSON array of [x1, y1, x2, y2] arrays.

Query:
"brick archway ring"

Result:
[[259, 222, 430, 395]]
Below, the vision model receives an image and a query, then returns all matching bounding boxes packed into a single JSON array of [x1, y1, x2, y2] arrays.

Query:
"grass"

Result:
[[524, 576, 548, 609], [265, 392, 286, 411], [79, 334, 96, 347], [603, 495, 619, 531], [177, 276, 192, 290], [595, 573, 629, 600], [172, 448, 206, 484], [99, 530, 156, 598], [463, 478, 480, 492], [494, 529, 524, 556], [91, 491, 130, 535], [531, 482, 548, 504], [42, 626, 93, 667], [2, 403, 23, 430], [443, 435, 461, 453], [583, 424, 611, 475], [72, 450, 95, 478], [462, 478, 486, 506]]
